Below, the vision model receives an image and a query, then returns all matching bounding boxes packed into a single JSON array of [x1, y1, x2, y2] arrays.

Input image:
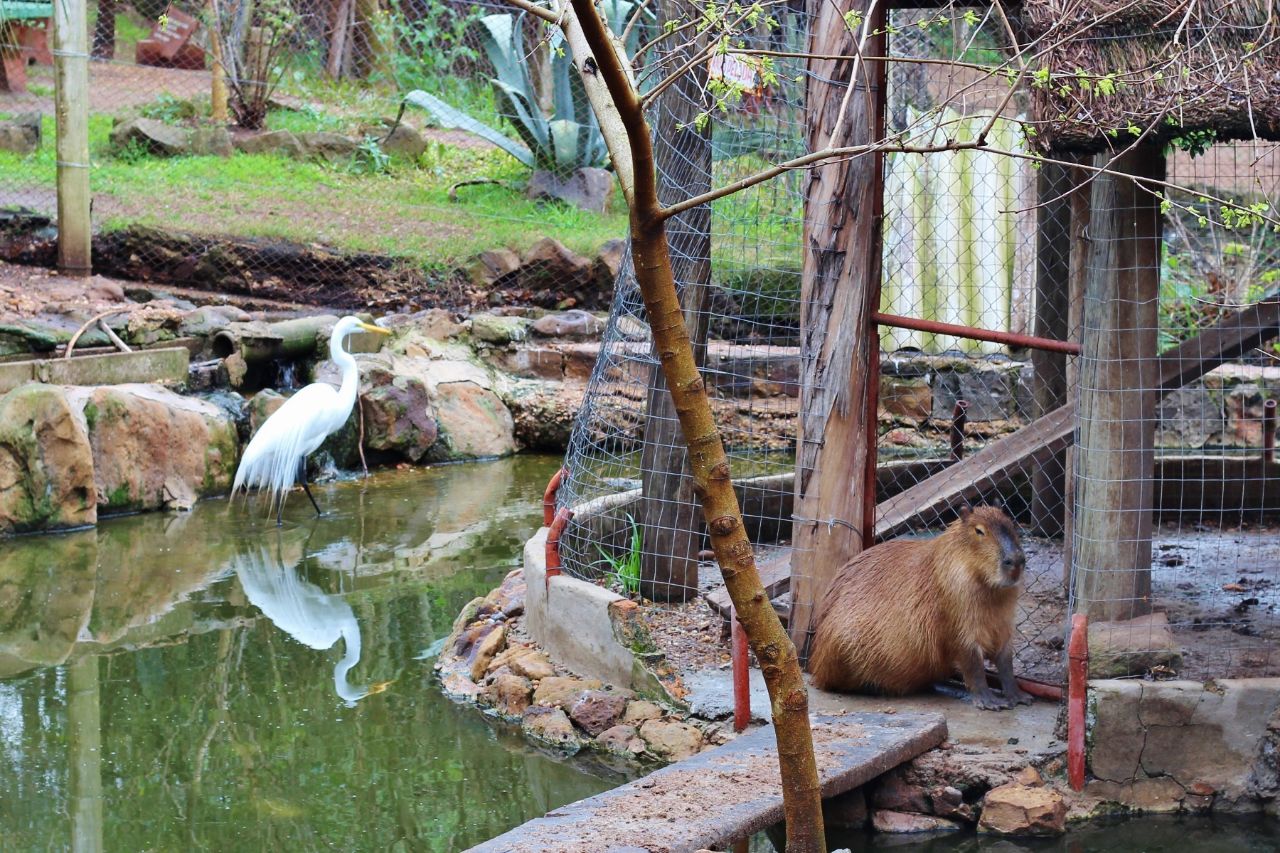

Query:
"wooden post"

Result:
[[1030, 162, 1072, 537], [637, 0, 711, 602], [207, 0, 229, 123], [1072, 146, 1164, 621], [54, 0, 92, 276], [90, 0, 115, 58], [790, 0, 886, 659]]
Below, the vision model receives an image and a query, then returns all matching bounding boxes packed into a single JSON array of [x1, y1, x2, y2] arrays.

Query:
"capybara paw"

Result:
[[1009, 687, 1035, 706], [972, 691, 1013, 711]]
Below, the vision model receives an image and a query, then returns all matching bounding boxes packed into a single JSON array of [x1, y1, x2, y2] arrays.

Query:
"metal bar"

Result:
[[872, 311, 1082, 355], [949, 400, 969, 462], [543, 466, 567, 527], [731, 604, 750, 733], [1067, 613, 1089, 791], [545, 507, 572, 591], [1265, 400, 1276, 465]]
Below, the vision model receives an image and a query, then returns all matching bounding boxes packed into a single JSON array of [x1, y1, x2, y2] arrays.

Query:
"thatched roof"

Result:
[[1015, 0, 1280, 153]]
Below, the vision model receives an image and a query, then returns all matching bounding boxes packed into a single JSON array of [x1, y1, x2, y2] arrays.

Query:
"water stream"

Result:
[[0, 455, 631, 852]]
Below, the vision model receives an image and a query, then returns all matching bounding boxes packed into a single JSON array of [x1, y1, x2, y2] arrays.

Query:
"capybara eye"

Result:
[[975, 527, 986, 536]]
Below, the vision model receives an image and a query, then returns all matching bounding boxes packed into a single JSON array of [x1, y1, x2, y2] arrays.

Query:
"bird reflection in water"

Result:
[[230, 530, 392, 705]]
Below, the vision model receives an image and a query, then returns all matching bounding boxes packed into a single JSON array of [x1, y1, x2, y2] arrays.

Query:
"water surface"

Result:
[[0, 456, 630, 851]]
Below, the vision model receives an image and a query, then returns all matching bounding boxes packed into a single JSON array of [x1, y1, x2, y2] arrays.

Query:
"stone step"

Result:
[[466, 712, 947, 853]]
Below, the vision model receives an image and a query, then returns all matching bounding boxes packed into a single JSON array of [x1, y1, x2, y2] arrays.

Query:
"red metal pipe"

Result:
[[731, 605, 750, 733], [984, 671, 1064, 701], [1067, 613, 1089, 791], [545, 507, 573, 591], [1264, 400, 1276, 464], [950, 399, 969, 462], [872, 311, 1082, 355], [543, 467, 568, 527]]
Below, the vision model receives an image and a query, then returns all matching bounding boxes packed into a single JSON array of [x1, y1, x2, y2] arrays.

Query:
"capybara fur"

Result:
[[808, 505, 1033, 710]]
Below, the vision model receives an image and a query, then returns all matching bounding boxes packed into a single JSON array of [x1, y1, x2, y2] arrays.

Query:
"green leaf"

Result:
[[402, 90, 534, 168]]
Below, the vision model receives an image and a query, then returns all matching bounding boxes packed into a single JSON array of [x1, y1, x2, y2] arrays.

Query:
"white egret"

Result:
[[232, 315, 391, 524]]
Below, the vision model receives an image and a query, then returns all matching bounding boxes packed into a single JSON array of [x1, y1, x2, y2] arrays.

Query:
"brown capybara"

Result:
[[808, 505, 1033, 711]]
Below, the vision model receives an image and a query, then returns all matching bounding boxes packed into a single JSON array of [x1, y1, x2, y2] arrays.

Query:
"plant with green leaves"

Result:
[[595, 513, 641, 596], [404, 4, 647, 176]]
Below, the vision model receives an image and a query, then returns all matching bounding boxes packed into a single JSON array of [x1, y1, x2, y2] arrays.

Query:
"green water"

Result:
[[0, 455, 631, 852]]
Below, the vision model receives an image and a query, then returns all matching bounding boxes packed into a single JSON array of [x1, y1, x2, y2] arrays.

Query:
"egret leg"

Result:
[[298, 458, 323, 517]]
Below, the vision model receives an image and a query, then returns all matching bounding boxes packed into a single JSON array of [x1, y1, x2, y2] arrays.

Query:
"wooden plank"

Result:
[[705, 551, 791, 618], [467, 713, 947, 853], [791, 0, 886, 659], [875, 294, 1280, 540]]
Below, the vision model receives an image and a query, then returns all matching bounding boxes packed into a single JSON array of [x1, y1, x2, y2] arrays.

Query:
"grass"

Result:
[[0, 112, 627, 267]]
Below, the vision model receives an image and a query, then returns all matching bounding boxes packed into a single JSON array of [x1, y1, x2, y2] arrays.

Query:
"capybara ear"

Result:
[[958, 505, 972, 521]]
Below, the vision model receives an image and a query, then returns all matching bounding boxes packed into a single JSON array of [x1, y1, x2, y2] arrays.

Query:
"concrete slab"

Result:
[[0, 347, 189, 393], [467, 712, 947, 853], [683, 668, 773, 724], [809, 682, 1063, 760]]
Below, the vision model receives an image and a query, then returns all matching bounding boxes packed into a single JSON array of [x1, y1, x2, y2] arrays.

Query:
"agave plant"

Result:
[[405, 3, 647, 176]]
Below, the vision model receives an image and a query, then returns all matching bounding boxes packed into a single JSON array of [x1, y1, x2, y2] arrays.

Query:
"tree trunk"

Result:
[[91, 0, 115, 59], [565, 1, 825, 849], [55, 0, 92, 276], [1072, 146, 1164, 621], [208, 0, 229, 123], [351, 0, 389, 80], [327, 0, 354, 80], [1029, 162, 1072, 537], [638, 0, 712, 603], [789, 0, 886, 661]]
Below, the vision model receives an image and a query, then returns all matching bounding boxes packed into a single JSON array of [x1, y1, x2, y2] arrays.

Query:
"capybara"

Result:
[[808, 505, 1033, 710]]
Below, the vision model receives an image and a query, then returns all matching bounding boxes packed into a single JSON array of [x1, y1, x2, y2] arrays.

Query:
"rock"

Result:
[[871, 769, 931, 813], [622, 699, 664, 725], [190, 126, 234, 157], [521, 706, 582, 750], [596, 724, 646, 757], [929, 785, 972, 821], [468, 248, 521, 287], [527, 167, 615, 213], [880, 375, 931, 421], [638, 719, 704, 762], [234, 130, 306, 158], [471, 314, 530, 345], [1084, 777, 1188, 813], [531, 310, 605, 339], [379, 122, 427, 161], [507, 385, 581, 451], [485, 346, 565, 380], [520, 237, 597, 292], [178, 306, 238, 337], [1013, 766, 1044, 787], [481, 568, 527, 618], [1088, 611, 1182, 677], [468, 622, 507, 682], [396, 308, 465, 341], [430, 380, 518, 460], [297, 131, 359, 163], [507, 648, 555, 681], [110, 117, 190, 157], [823, 787, 868, 830], [570, 690, 628, 737], [870, 810, 962, 834], [594, 238, 627, 285], [0, 384, 96, 534], [0, 112, 41, 156], [532, 676, 603, 711], [359, 368, 438, 463], [978, 783, 1066, 836], [68, 384, 238, 514], [488, 673, 533, 717], [246, 389, 286, 436]]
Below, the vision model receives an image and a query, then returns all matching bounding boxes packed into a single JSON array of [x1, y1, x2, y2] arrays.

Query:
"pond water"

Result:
[[0, 455, 632, 852]]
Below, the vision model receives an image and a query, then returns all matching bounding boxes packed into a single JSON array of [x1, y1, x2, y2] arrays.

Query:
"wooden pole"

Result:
[[54, 0, 92, 276], [1063, 156, 1091, 587], [67, 655, 103, 853], [207, 0, 229, 123], [1030, 162, 1073, 537], [1072, 146, 1164, 621], [790, 0, 886, 660], [638, 0, 711, 602]]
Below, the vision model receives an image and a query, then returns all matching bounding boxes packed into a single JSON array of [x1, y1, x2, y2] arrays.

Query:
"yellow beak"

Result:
[[359, 322, 392, 336]]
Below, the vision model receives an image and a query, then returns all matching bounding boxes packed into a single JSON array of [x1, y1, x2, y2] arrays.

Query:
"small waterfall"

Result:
[[278, 361, 299, 391]]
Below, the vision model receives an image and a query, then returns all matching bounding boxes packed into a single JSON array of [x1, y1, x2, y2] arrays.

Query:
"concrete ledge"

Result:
[[525, 527, 659, 695], [0, 348, 190, 394], [1087, 678, 1280, 811]]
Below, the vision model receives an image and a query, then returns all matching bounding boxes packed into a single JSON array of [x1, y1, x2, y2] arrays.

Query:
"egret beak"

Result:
[[366, 680, 394, 695], [359, 322, 392, 336]]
